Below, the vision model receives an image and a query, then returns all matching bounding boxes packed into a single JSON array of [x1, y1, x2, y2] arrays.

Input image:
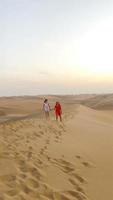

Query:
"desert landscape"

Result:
[[0, 94, 113, 200]]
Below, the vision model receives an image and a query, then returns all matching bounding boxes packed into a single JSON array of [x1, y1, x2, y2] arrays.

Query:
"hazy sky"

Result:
[[0, 0, 113, 96]]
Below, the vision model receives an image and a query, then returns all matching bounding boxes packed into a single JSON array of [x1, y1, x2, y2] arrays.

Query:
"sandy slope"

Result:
[[78, 94, 113, 110], [65, 105, 113, 200], [0, 101, 113, 200]]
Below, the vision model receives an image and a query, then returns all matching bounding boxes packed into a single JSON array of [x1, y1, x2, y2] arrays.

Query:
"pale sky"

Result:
[[0, 0, 113, 96]]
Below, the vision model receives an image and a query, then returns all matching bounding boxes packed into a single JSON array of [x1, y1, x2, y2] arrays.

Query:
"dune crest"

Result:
[[0, 114, 90, 200], [0, 95, 113, 200]]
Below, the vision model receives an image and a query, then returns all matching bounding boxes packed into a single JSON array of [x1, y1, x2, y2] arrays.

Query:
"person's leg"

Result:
[[59, 114, 62, 122], [56, 113, 58, 121], [45, 111, 49, 120]]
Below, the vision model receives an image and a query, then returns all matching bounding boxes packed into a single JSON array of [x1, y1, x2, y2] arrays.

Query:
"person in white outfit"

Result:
[[43, 99, 50, 119]]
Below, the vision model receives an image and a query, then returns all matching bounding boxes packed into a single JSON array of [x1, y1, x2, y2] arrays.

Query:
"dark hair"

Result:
[[44, 99, 48, 103]]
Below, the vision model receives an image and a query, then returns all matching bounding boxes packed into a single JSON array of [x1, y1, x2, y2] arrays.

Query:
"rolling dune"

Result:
[[79, 94, 113, 110], [0, 95, 113, 200]]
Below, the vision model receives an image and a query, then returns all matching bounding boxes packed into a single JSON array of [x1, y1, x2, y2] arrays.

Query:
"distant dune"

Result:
[[79, 94, 113, 110], [0, 94, 113, 123], [0, 94, 113, 115]]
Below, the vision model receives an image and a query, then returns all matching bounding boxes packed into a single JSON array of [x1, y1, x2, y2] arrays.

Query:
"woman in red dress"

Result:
[[54, 102, 62, 121]]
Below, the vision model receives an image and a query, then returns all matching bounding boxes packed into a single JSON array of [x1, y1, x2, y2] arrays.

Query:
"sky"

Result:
[[0, 0, 113, 96]]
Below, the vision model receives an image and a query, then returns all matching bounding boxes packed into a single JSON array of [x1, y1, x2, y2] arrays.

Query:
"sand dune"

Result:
[[0, 120, 89, 199], [79, 94, 113, 110], [0, 95, 113, 200]]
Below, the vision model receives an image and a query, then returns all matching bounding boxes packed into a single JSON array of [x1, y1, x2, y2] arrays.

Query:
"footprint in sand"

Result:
[[25, 177, 39, 188], [76, 155, 93, 168], [59, 124, 66, 132], [76, 155, 82, 160], [54, 136, 61, 143], [44, 145, 48, 150], [19, 165, 28, 173], [58, 159, 75, 173], [5, 188, 20, 197], [27, 151, 33, 160], [58, 130, 62, 136], [0, 175, 16, 183], [55, 136, 60, 140], [69, 178, 85, 194], [33, 131, 41, 138], [82, 161, 92, 168], [27, 146, 33, 160], [71, 172, 86, 184], [46, 156, 51, 161], [19, 173, 27, 179], [29, 166, 42, 180], [46, 139, 50, 145], [64, 190, 87, 200], [39, 130, 45, 135], [40, 148, 45, 155], [20, 182, 33, 195]]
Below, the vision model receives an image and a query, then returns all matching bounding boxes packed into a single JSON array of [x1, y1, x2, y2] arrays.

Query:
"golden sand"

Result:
[[0, 95, 113, 200]]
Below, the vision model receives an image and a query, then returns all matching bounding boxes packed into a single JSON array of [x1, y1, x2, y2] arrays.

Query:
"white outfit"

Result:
[[43, 103, 50, 112]]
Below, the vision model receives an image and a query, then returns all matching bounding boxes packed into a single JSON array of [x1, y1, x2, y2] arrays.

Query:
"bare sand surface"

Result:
[[0, 95, 113, 200]]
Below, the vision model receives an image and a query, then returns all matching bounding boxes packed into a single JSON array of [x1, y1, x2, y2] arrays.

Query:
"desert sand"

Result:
[[0, 94, 113, 200]]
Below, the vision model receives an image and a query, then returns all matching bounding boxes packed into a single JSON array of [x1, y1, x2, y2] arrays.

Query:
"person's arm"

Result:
[[60, 104, 62, 114], [48, 103, 51, 110]]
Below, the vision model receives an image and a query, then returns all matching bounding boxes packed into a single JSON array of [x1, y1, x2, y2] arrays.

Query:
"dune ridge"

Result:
[[0, 95, 113, 200], [0, 105, 91, 200]]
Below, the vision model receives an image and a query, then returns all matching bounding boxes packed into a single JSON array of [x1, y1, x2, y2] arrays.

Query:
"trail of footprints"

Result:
[[75, 155, 94, 169], [39, 122, 66, 158], [0, 156, 89, 200], [0, 120, 90, 200]]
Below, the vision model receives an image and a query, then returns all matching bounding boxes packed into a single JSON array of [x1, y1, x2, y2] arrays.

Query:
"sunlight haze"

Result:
[[0, 0, 113, 96]]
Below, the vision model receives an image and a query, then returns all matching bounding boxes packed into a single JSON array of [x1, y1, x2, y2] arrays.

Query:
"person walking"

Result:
[[43, 99, 50, 119], [54, 102, 62, 122]]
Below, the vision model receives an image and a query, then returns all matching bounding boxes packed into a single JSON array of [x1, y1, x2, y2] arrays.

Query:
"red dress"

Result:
[[55, 103, 62, 116]]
